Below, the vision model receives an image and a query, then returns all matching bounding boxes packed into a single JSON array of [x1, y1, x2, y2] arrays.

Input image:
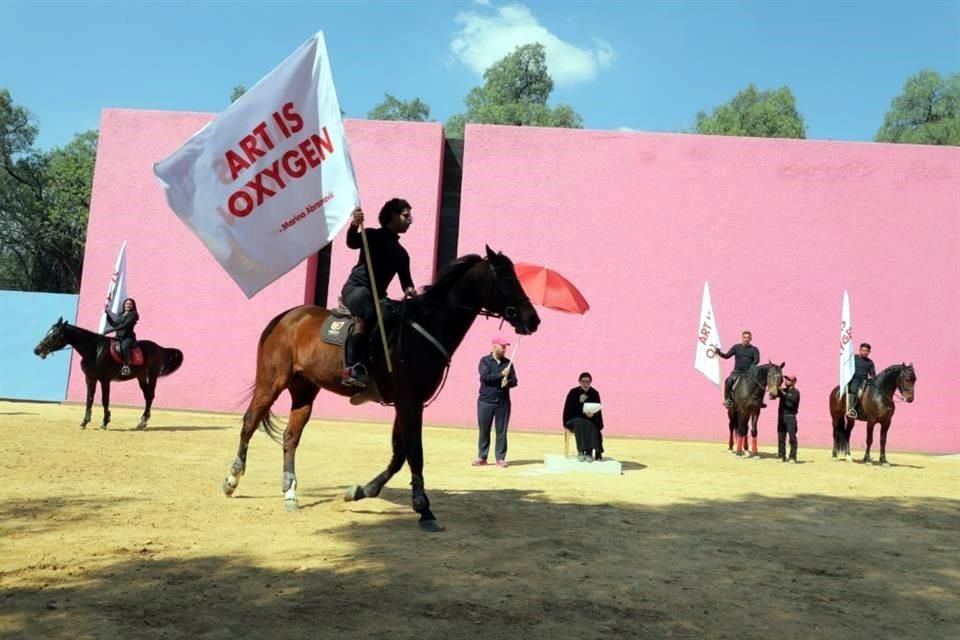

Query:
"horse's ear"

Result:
[[779, 361, 785, 369], [57, 316, 63, 325], [485, 245, 496, 260]]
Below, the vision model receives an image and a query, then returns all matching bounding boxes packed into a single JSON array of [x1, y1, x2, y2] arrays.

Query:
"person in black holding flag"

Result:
[[103, 297, 139, 376], [340, 199, 416, 388], [715, 330, 760, 408], [846, 342, 876, 418]]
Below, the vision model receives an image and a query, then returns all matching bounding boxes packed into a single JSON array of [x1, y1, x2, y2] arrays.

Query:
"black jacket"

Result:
[[478, 355, 517, 403], [344, 226, 414, 299], [563, 386, 604, 430], [717, 344, 760, 372], [105, 311, 138, 340]]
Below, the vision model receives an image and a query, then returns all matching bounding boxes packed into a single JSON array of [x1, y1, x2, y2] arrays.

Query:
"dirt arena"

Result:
[[1, 400, 957, 639]]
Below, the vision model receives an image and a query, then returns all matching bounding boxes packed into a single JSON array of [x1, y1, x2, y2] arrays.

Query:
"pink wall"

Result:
[[416, 124, 958, 453], [68, 110, 443, 420], [72, 111, 959, 453]]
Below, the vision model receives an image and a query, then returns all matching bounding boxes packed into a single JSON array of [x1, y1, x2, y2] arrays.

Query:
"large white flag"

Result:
[[840, 290, 855, 393], [695, 282, 723, 385], [98, 241, 128, 334], [153, 32, 359, 297]]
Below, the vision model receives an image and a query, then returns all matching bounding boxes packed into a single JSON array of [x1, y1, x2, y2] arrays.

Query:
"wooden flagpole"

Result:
[[359, 222, 393, 373]]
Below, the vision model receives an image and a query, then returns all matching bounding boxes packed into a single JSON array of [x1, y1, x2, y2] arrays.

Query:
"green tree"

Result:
[[695, 84, 806, 139], [445, 43, 583, 138], [0, 89, 96, 292], [230, 84, 247, 104], [367, 93, 431, 122], [875, 70, 960, 145]]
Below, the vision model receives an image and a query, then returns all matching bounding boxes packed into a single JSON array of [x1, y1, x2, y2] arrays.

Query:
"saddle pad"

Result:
[[320, 315, 354, 347], [109, 341, 144, 366]]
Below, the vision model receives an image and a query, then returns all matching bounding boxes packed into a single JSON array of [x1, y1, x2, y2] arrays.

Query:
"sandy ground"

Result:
[[0, 400, 957, 640]]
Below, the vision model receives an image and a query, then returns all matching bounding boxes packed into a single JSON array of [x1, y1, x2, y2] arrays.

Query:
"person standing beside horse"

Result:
[[777, 375, 800, 463], [340, 198, 417, 388], [103, 298, 139, 376], [846, 342, 876, 418], [715, 330, 760, 408], [473, 337, 518, 468]]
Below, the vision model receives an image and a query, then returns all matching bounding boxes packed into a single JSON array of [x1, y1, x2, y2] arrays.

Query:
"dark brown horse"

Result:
[[829, 363, 916, 465], [725, 362, 784, 458], [221, 248, 541, 531], [34, 318, 184, 429]]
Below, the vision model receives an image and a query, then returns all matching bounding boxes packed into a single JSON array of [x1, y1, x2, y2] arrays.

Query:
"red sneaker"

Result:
[[495, 459, 509, 468], [471, 458, 487, 466]]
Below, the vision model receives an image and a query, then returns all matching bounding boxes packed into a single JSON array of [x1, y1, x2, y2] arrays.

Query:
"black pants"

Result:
[[477, 399, 510, 461], [565, 418, 603, 457], [778, 415, 798, 459], [342, 285, 376, 368], [724, 372, 747, 399], [117, 337, 136, 365]]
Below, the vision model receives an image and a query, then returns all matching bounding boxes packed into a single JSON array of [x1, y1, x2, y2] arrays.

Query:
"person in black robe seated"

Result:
[[562, 372, 604, 462]]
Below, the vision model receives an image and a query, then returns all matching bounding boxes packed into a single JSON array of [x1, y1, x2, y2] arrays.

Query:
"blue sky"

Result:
[[3, 0, 958, 150]]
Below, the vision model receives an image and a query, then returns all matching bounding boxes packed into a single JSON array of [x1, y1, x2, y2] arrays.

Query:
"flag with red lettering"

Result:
[[694, 281, 723, 385], [840, 290, 854, 394], [98, 240, 128, 334], [153, 31, 359, 297]]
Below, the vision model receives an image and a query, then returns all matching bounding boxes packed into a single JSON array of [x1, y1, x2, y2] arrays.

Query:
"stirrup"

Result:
[[342, 365, 369, 388], [120, 365, 131, 376]]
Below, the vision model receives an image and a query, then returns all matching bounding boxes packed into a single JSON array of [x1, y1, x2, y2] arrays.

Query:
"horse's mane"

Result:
[[65, 322, 101, 341], [875, 363, 911, 383], [418, 254, 484, 308]]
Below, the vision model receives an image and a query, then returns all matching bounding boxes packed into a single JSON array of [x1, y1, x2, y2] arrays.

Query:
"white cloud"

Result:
[[617, 126, 636, 132], [450, 3, 614, 87]]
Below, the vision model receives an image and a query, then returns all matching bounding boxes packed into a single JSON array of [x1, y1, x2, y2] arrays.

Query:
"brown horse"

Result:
[[829, 363, 916, 465], [34, 318, 184, 429], [725, 362, 784, 458], [221, 247, 541, 531]]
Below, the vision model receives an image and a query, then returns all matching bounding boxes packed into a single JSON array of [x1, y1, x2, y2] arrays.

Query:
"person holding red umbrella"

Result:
[[473, 336, 518, 468]]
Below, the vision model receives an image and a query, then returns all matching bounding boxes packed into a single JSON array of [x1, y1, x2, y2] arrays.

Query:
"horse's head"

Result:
[[898, 363, 916, 403], [765, 361, 785, 399], [34, 317, 69, 359], [480, 246, 541, 335]]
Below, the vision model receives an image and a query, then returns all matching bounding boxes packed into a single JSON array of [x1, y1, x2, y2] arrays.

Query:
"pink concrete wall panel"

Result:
[[421, 124, 959, 454], [68, 110, 443, 418]]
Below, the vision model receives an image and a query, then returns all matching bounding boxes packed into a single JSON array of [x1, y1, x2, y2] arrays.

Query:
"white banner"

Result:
[[98, 240, 127, 334], [840, 290, 854, 392], [153, 31, 359, 297], [694, 281, 723, 385]]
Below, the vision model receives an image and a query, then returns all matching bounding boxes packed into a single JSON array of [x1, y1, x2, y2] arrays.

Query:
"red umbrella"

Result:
[[514, 263, 590, 314]]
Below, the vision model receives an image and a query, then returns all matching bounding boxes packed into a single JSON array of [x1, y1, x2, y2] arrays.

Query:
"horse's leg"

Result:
[[81, 375, 95, 428], [222, 382, 284, 497], [401, 401, 443, 532], [136, 374, 155, 430], [736, 413, 748, 457], [750, 413, 759, 457], [843, 419, 854, 461], [727, 410, 735, 452], [879, 420, 892, 466], [863, 422, 876, 464], [99, 379, 111, 430], [280, 382, 319, 512], [344, 413, 406, 502]]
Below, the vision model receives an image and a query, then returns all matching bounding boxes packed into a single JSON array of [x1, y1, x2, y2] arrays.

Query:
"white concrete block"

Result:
[[543, 453, 622, 475]]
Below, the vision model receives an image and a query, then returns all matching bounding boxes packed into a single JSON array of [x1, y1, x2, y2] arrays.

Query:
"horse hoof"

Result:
[[99, 424, 108, 431], [864, 459, 872, 466], [80, 424, 87, 430], [418, 519, 445, 533], [283, 499, 299, 512], [881, 461, 891, 468], [845, 455, 853, 462], [222, 478, 238, 497], [136, 420, 148, 430], [343, 485, 364, 502]]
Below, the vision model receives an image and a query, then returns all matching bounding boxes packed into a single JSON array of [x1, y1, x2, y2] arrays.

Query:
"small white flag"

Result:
[[153, 31, 359, 297], [840, 290, 855, 393], [695, 282, 723, 385], [98, 241, 128, 334]]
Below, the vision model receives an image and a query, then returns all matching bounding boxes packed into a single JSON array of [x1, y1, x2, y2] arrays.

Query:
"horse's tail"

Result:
[[236, 382, 284, 445], [159, 348, 184, 377]]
